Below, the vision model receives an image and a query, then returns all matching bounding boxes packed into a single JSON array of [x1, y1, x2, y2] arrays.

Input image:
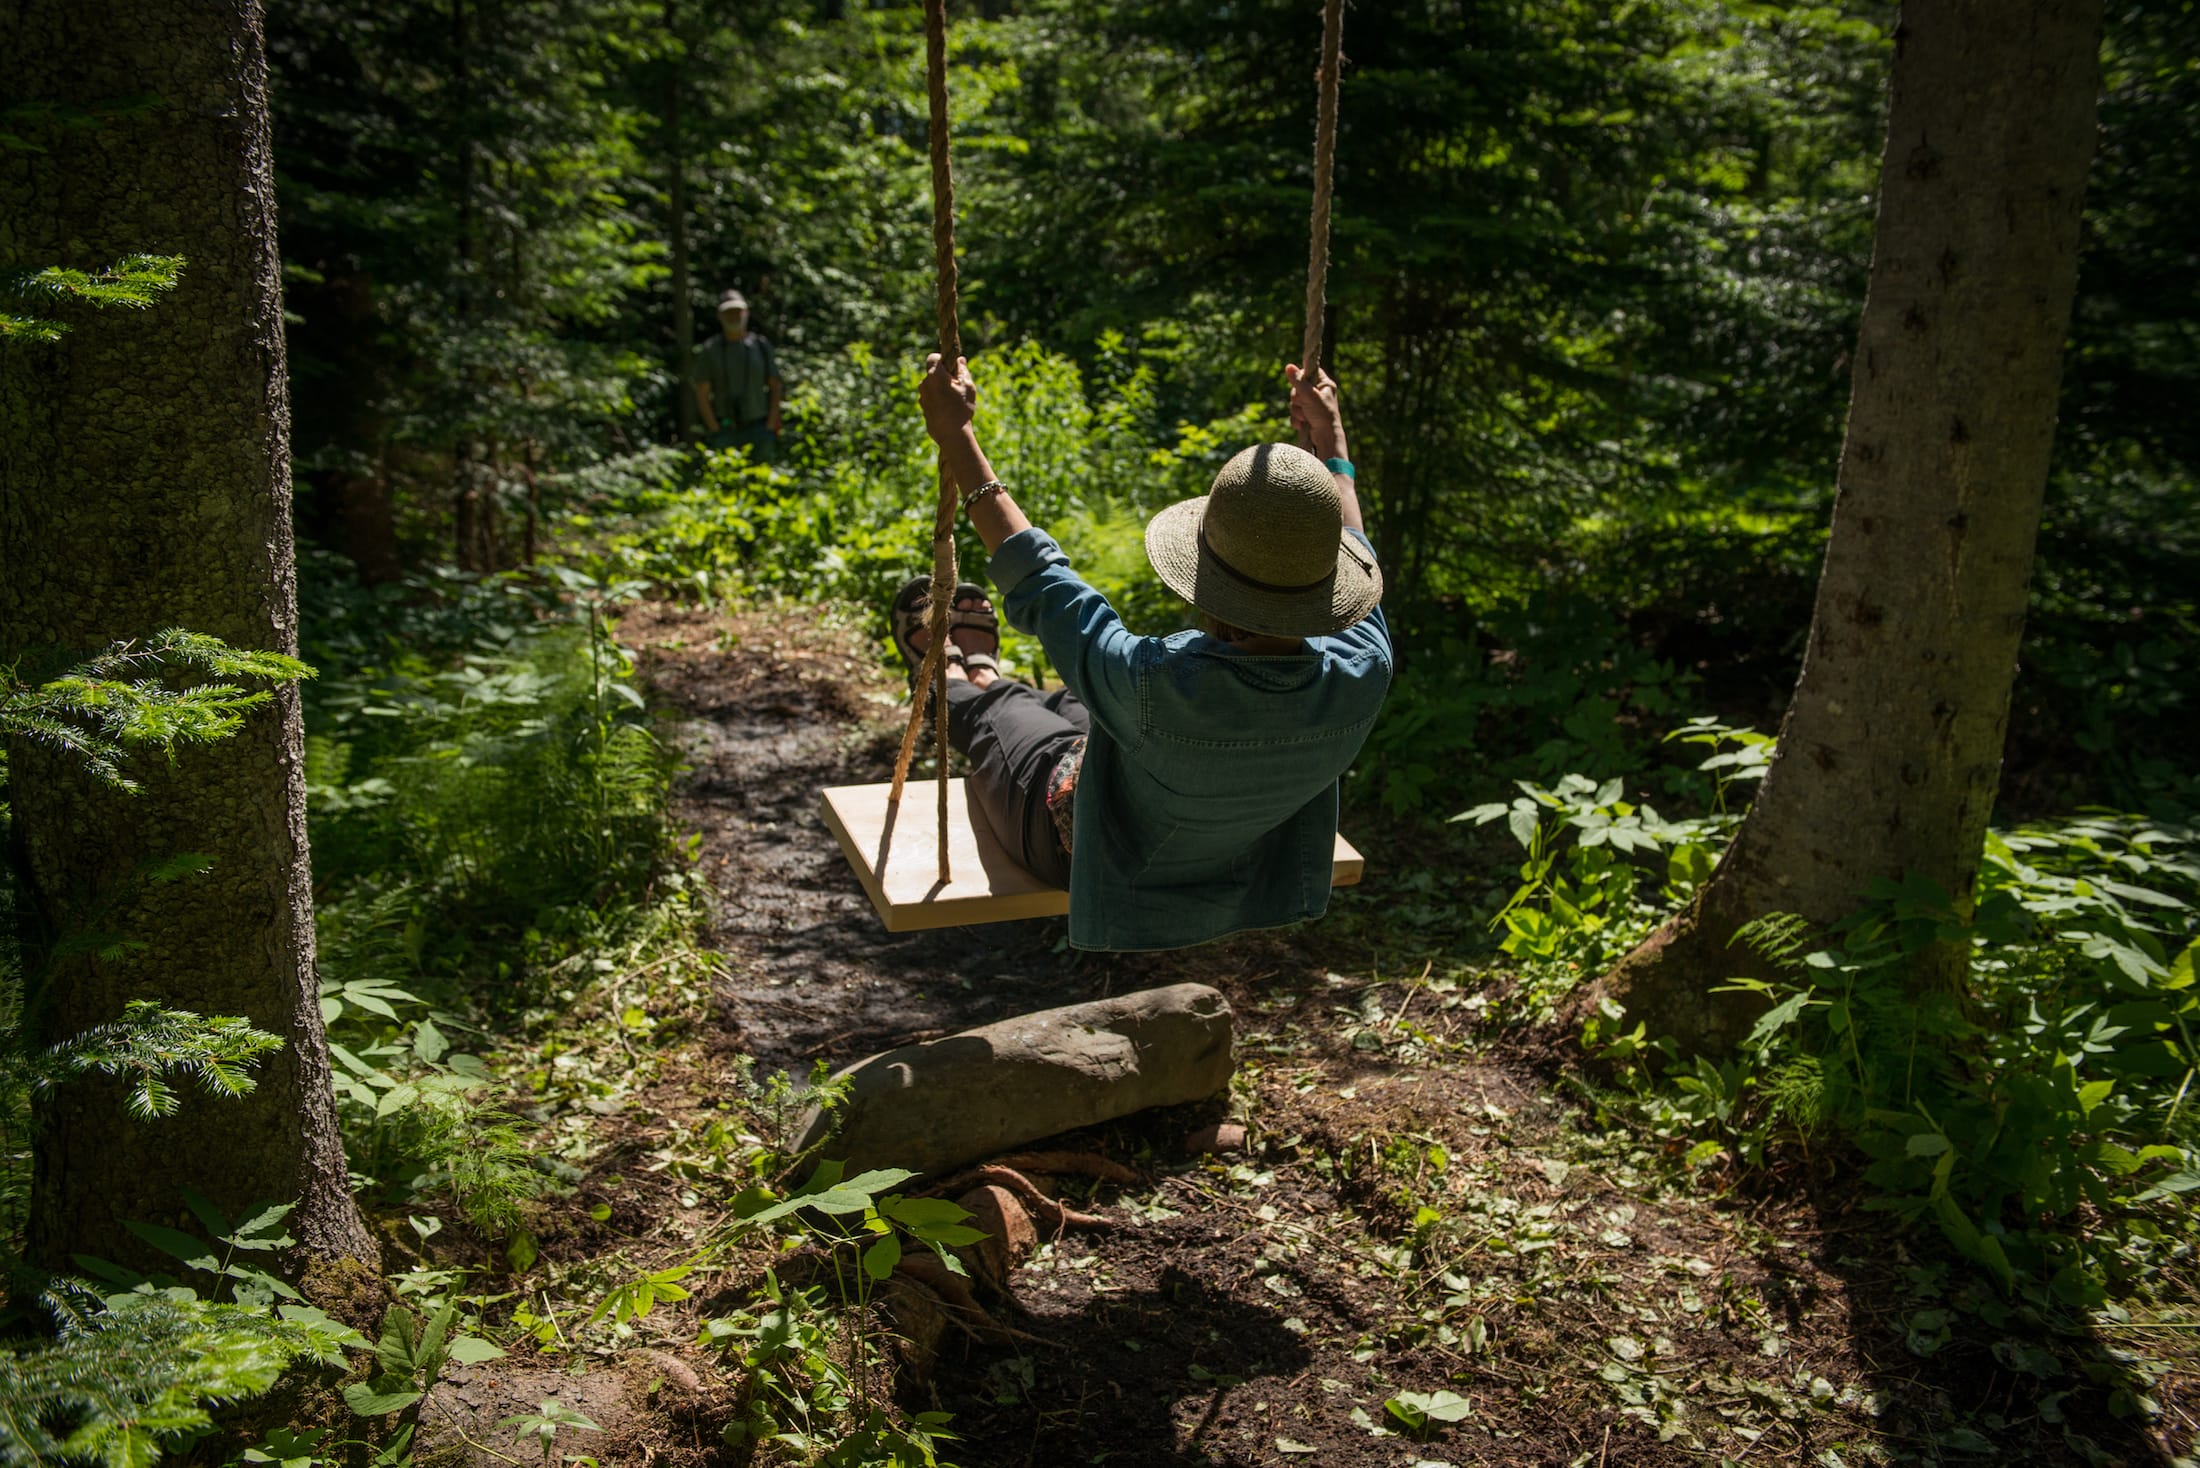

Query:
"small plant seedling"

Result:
[[93, 1191, 302, 1306], [240, 1426, 331, 1466], [343, 1298, 506, 1419], [584, 1263, 692, 1331], [1384, 1388, 1472, 1440], [498, 1398, 603, 1464]]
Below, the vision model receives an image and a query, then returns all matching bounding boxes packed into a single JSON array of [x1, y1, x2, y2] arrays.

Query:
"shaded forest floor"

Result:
[[416, 600, 2195, 1468]]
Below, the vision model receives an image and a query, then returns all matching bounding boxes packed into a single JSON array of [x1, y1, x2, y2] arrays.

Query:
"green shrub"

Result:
[[1465, 731, 2200, 1302], [299, 563, 675, 1222], [560, 335, 1280, 659]]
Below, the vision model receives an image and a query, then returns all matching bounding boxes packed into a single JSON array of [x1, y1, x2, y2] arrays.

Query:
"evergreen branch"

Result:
[[40, 1002, 285, 1121], [0, 311, 66, 343], [0, 630, 313, 790], [0, 1286, 353, 1466], [1, 255, 184, 343]]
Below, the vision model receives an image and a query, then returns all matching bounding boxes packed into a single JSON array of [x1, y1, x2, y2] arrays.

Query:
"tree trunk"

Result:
[[666, 0, 695, 440], [1587, 0, 2105, 1055], [0, 0, 377, 1280], [329, 461, 404, 586]]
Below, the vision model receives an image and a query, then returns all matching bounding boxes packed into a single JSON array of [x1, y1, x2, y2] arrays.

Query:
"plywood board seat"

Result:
[[820, 779, 1365, 933]]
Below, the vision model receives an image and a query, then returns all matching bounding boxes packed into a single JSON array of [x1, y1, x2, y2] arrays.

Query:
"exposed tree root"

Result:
[[927, 1163, 1118, 1232], [987, 1150, 1140, 1184]]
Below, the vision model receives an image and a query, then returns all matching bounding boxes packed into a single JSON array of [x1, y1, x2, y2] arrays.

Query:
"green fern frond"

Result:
[[1731, 912, 1819, 974], [1762, 1056, 1829, 1132]]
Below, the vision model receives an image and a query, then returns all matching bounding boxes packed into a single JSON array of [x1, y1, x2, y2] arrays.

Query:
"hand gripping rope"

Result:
[[883, 0, 1345, 883], [1299, 0, 1345, 446]]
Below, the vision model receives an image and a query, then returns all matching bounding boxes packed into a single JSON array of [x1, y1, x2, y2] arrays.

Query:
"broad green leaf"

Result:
[[376, 1306, 420, 1376], [1746, 990, 1814, 1047], [123, 1220, 218, 1273], [346, 989, 399, 1020], [412, 1018, 450, 1063], [863, 1232, 902, 1280], [181, 1187, 230, 1240], [418, 1298, 457, 1379], [446, 1336, 507, 1365], [880, 1196, 974, 1228], [344, 1380, 423, 1417], [911, 1223, 987, 1247], [230, 1200, 298, 1238]]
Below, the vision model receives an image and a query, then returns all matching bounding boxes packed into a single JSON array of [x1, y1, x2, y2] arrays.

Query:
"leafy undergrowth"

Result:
[[134, 594, 2193, 1468], [338, 596, 2183, 1468]]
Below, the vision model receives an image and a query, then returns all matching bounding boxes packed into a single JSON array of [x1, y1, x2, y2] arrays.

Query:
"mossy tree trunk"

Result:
[[1586, 0, 2105, 1055], [0, 0, 376, 1280]]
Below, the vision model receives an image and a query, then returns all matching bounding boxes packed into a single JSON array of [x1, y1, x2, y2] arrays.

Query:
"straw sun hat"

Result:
[[1144, 442, 1383, 638]]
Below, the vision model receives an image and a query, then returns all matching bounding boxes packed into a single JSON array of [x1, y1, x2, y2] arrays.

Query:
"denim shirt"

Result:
[[988, 526, 1393, 951]]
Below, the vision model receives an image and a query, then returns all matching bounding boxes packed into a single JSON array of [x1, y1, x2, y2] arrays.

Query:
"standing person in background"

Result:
[[693, 288, 782, 463]]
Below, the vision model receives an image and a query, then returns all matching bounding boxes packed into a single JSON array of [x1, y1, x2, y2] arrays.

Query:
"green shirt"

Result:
[[693, 332, 777, 424]]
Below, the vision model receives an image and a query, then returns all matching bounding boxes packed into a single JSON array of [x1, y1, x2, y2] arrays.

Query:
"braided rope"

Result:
[[886, 0, 963, 882], [1299, 0, 1345, 434]]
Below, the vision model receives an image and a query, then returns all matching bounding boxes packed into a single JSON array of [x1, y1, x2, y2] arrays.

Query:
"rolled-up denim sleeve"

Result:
[[988, 528, 1147, 750], [1325, 529, 1395, 675]]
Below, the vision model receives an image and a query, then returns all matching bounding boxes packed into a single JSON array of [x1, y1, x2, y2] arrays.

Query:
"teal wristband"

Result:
[[1325, 457, 1355, 478]]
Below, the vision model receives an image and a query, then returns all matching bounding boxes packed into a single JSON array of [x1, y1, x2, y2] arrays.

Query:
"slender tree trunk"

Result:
[[522, 440, 540, 566], [454, 442, 484, 571], [329, 462, 404, 586], [1585, 0, 2105, 1054], [666, 0, 695, 440], [0, 0, 376, 1281]]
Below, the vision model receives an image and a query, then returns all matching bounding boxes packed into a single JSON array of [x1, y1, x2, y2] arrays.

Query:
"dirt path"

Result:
[[624, 601, 2188, 1468], [630, 599, 1191, 1070]]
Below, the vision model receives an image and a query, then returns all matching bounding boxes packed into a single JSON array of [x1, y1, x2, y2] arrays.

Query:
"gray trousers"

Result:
[[945, 679, 1088, 888]]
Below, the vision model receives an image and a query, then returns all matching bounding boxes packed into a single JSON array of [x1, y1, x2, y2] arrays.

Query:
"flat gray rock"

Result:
[[793, 983, 1234, 1175]]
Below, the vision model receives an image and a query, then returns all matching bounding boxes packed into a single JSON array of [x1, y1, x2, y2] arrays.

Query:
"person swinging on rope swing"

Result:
[[892, 353, 1391, 952]]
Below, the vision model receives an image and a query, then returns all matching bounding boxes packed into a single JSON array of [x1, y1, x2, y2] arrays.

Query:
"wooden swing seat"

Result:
[[820, 779, 1365, 933]]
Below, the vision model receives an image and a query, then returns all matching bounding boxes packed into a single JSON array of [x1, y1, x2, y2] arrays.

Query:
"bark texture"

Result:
[[665, 0, 696, 439], [1589, 0, 2105, 1054], [0, 0, 376, 1273]]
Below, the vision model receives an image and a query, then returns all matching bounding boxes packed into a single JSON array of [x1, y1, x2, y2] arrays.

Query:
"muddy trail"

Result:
[[623, 600, 2188, 1468]]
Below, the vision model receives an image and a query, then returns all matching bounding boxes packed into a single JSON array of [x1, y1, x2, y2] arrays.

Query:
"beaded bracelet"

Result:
[[961, 479, 1010, 514]]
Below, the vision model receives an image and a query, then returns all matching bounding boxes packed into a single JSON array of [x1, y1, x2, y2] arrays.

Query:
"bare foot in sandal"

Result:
[[949, 587, 1001, 689], [893, 577, 1000, 689]]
